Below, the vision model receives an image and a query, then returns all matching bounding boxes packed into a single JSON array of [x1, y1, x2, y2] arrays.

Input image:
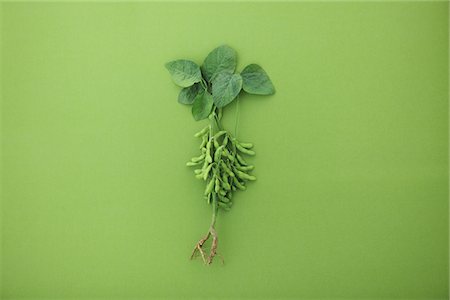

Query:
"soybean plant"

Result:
[[165, 45, 275, 265]]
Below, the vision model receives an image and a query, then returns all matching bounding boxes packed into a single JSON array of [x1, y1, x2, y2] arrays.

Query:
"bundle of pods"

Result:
[[187, 121, 256, 211]]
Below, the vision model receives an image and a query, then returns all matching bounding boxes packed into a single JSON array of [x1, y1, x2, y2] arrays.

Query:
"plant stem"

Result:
[[210, 106, 222, 132], [211, 193, 218, 228], [207, 192, 219, 264], [234, 96, 240, 137]]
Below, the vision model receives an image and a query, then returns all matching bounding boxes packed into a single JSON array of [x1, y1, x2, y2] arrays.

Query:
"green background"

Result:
[[0, 2, 448, 299]]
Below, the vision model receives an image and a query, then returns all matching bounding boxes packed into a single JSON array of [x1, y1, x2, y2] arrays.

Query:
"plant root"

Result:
[[190, 226, 222, 265]]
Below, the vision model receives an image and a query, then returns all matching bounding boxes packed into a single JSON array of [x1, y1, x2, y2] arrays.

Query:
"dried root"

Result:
[[191, 226, 223, 265]]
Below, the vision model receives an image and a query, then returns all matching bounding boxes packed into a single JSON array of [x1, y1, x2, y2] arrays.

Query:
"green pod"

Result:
[[236, 170, 257, 181], [226, 191, 233, 199], [219, 189, 227, 196], [213, 131, 227, 139], [221, 172, 228, 183], [204, 177, 215, 195], [203, 164, 213, 180], [213, 138, 220, 149], [186, 161, 201, 167], [236, 164, 254, 171], [247, 175, 257, 181], [195, 174, 204, 179], [194, 169, 202, 174], [236, 143, 256, 155], [222, 180, 231, 191], [221, 162, 235, 177], [236, 153, 248, 166], [205, 139, 213, 163], [239, 142, 253, 149], [232, 177, 246, 190], [231, 185, 236, 191], [214, 145, 224, 162], [222, 135, 229, 147], [214, 177, 221, 193], [199, 135, 208, 149], [194, 126, 209, 138], [222, 148, 235, 162], [191, 153, 205, 163], [206, 193, 211, 204], [218, 201, 231, 211], [228, 137, 237, 153], [218, 194, 230, 203], [206, 139, 212, 153]]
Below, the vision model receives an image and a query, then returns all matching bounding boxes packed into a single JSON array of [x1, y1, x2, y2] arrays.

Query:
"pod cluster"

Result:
[[187, 125, 256, 211]]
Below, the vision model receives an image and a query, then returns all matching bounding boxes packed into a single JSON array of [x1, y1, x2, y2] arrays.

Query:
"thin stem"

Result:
[[211, 193, 218, 228], [210, 106, 222, 132], [214, 115, 222, 131], [234, 95, 240, 137], [200, 78, 208, 91]]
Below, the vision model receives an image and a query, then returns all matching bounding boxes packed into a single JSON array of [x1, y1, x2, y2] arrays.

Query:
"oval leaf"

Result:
[[192, 91, 214, 121], [165, 59, 202, 87], [241, 64, 275, 95], [212, 72, 242, 108], [178, 83, 202, 105], [201, 45, 237, 82]]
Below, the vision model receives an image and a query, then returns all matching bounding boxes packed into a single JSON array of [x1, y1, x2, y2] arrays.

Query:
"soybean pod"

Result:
[[221, 161, 235, 177], [236, 164, 254, 172], [204, 177, 215, 195], [236, 143, 256, 156], [191, 153, 205, 163], [236, 170, 256, 181], [186, 161, 201, 167], [199, 135, 208, 149], [194, 126, 209, 138], [203, 164, 213, 180], [232, 176, 246, 190], [214, 177, 221, 193], [218, 194, 230, 203], [236, 153, 248, 166], [238, 142, 253, 149], [218, 201, 231, 211], [205, 140, 213, 163], [222, 135, 229, 147], [214, 145, 225, 162], [213, 138, 220, 149], [222, 148, 235, 162], [213, 131, 227, 139]]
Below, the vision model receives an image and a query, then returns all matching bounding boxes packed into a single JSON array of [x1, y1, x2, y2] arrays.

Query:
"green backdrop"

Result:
[[1, 2, 448, 299]]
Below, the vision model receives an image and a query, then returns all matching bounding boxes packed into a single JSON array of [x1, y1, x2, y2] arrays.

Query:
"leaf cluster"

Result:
[[165, 45, 275, 121]]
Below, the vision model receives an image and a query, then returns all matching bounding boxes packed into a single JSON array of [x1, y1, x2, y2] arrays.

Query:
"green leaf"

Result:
[[192, 91, 214, 121], [165, 59, 202, 87], [202, 45, 237, 82], [178, 83, 202, 105], [241, 64, 275, 95], [212, 72, 242, 108]]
